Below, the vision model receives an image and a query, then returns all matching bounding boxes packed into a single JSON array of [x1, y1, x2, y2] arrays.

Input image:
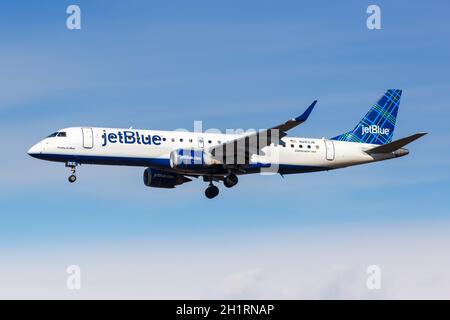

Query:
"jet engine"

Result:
[[169, 149, 221, 170], [143, 168, 190, 188]]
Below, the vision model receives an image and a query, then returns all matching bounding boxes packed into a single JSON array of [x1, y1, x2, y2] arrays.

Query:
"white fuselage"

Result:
[[28, 126, 399, 176]]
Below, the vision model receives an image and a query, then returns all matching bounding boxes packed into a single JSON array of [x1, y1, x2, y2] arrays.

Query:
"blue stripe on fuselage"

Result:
[[29, 153, 170, 167], [29, 153, 328, 174]]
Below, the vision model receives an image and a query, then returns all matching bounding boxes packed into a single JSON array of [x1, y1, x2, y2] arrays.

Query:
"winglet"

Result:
[[295, 100, 317, 122]]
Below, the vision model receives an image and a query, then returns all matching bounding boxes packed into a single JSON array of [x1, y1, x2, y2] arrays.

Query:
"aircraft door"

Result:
[[81, 127, 94, 149], [197, 137, 204, 149], [324, 139, 335, 161]]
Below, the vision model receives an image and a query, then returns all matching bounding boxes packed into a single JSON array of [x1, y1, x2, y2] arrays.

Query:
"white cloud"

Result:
[[214, 269, 265, 299], [1, 222, 450, 299]]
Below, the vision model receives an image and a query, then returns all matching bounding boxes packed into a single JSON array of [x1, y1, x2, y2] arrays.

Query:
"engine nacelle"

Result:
[[143, 168, 189, 188], [170, 149, 220, 170]]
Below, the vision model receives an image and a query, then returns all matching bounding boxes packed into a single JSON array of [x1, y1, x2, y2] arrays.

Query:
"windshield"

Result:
[[47, 131, 67, 138]]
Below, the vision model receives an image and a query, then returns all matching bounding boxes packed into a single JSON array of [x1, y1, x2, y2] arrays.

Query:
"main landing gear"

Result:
[[204, 174, 239, 199], [223, 174, 238, 188], [205, 182, 219, 199], [66, 161, 79, 183]]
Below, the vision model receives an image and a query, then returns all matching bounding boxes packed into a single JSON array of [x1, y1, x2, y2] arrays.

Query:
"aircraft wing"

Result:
[[208, 100, 317, 164]]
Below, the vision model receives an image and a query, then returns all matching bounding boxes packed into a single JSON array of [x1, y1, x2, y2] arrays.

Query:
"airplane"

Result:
[[28, 89, 426, 199]]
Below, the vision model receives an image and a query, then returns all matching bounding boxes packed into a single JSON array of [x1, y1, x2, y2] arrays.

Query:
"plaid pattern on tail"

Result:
[[331, 89, 401, 145]]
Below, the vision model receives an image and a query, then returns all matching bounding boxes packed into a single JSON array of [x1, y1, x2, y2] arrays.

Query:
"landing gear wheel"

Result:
[[66, 161, 79, 184], [205, 185, 219, 199], [223, 174, 238, 188]]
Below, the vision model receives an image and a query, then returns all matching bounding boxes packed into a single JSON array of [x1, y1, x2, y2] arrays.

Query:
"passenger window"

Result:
[[180, 138, 183, 142], [316, 145, 319, 149], [162, 137, 167, 141], [307, 145, 311, 149], [171, 138, 175, 142], [189, 139, 193, 143], [299, 145, 303, 148], [218, 140, 221, 144], [208, 140, 212, 144], [291, 144, 294, 148]]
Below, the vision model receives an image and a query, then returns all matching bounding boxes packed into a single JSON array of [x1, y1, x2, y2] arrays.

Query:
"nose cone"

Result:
[[27, 143, 42, 158]]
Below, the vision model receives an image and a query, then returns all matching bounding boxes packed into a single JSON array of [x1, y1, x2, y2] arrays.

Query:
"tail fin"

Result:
[[331, 89, 402, 145]]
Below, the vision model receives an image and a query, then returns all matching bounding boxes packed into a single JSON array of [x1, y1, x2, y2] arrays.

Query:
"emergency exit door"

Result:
[[197, 137, 204, 149]]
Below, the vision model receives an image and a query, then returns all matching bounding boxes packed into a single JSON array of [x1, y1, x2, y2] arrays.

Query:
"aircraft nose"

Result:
[[27, 143, 42, 157]]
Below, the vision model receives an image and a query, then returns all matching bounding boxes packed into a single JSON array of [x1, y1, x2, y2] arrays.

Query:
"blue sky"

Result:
[[0, 1, 449, 298]]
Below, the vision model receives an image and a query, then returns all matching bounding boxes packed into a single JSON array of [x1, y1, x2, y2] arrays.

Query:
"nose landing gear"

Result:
[[66, 161, 79, 183], [68, 174, 77, 183]]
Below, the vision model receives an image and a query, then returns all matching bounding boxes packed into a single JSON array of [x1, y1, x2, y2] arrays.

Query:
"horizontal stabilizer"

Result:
[[365, 132, 427, 154]]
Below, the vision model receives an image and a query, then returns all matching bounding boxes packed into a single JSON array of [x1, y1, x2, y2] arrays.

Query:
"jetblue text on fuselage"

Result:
[[102, 130, 162, 147]]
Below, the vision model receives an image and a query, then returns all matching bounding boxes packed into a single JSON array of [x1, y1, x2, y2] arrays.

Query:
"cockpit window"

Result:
[[57, 132, 67, 137], [47, 132, 58, 138]]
